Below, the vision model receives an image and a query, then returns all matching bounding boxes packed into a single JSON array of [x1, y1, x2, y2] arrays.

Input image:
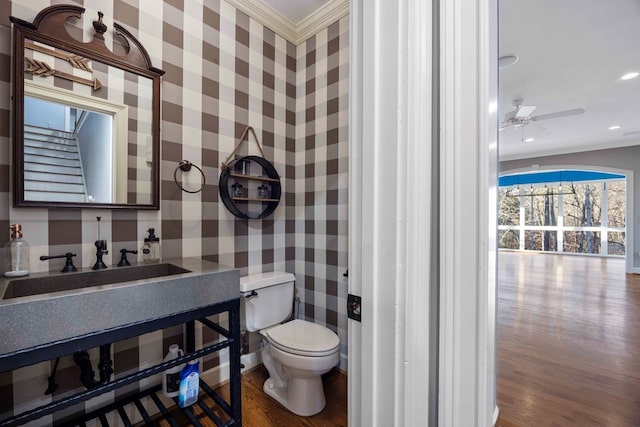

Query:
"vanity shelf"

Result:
[[61, 370, 234, 427], [219, 155, 281, 220], [228, 172, 280, 183], [231, 197, 280, 202], [0, 299, 242, 427]]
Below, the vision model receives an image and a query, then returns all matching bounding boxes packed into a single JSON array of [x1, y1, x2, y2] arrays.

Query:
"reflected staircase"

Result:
[[23, 124, 88, 203]]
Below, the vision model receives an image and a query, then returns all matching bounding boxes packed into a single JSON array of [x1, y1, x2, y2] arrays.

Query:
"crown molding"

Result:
[[224, 0, 297, 43], [499, 138, 640, 162], [223, 0, 349, 45], [296, 0, 349, 44]]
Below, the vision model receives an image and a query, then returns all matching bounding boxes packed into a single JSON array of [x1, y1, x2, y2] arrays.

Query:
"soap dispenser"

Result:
[[4, 224, 30, 277], [142, 228, 161, 264]]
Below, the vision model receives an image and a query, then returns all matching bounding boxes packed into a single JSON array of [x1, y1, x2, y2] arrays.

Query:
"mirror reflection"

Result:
[[22, 41, 154, 206], [11, 5, 163, 209], [24, 96, 113, 203]]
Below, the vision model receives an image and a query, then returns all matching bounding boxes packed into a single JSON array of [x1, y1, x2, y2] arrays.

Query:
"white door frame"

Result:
[[439, 0, 499, 424], [348, 0, 498, 425]]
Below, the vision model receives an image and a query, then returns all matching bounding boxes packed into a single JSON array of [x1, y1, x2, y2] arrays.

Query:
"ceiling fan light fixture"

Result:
[[524, 138, 535, 142], [498, 55, 519, 70], [608, 125, 621, 130], [620, 72, 639, 80]]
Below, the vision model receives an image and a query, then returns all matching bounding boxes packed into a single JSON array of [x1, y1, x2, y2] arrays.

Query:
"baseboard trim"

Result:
[[332, 366, 348, 378], [200, 350, 347, 390], [493, 405, 500, 426], [241, 351, 262, 373], [200, 351, 263, 388], [339, 352, 348, 371], [200, 362, 229, 388]]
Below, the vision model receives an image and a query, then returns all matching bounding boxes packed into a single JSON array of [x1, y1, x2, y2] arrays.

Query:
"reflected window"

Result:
[[24, 96, 113, 204]]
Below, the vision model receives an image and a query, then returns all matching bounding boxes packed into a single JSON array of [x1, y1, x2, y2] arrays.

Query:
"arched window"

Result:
[[498, 170, 626, 256]]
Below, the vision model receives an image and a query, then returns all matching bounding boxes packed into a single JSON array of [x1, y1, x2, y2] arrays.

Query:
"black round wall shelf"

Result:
[[219, 155, 281, 219]]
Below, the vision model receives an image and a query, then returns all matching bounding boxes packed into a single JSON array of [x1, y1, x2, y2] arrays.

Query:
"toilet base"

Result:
[[263, 375, 326, 416]]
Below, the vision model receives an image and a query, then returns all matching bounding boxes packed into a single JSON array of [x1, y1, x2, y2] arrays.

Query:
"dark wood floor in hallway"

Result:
[[496, 252, 640, 427]]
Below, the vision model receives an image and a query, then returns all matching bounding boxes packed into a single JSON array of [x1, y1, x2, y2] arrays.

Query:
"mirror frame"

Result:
[[10, 4, 164, 209]]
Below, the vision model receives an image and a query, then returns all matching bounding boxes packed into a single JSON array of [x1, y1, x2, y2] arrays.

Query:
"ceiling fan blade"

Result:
[[623, 130, 640, 136], [515, 105, 536, 119], [531, 108, 585, 121]]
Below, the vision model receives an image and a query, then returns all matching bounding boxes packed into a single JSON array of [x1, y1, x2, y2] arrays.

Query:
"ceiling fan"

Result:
[[499, 99, 585, 132]]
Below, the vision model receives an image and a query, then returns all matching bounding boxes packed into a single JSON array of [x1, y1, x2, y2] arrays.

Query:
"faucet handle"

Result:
[[40, 252, 78, 273], [117, 249, 138, 267]]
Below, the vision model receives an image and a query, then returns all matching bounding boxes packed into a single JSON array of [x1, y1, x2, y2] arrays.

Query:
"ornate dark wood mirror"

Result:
[[10, 5, 164, 209]]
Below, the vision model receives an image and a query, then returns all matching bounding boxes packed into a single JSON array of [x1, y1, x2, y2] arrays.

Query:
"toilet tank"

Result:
[[240, 271, 295, 332]]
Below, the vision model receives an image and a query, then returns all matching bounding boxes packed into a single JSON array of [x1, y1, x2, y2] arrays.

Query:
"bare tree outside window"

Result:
[[498, 177, 625, 257], [564, 183, 601, 254], [498, 189, 520, 226], [608, 181, 626, 227], [498, 230, 520, 249], [523, 187, 557, 250], [608, 181, 626, 255]]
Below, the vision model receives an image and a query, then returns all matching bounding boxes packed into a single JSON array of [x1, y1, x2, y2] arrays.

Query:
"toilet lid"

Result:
[[264, 319, 340, 357]]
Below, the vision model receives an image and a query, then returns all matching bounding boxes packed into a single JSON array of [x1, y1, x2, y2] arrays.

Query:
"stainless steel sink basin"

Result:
[[2, 263, 190, 300]]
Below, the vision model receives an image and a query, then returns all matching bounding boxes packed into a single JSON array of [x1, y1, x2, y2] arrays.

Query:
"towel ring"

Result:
[[174, 160, 206, 194]]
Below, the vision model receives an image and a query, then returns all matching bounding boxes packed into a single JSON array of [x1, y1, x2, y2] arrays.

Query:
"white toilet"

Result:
[[240, 271, 340, 416]]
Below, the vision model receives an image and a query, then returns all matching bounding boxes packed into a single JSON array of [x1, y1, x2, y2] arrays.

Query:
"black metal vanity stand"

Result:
[[0, 299, 242, 427]]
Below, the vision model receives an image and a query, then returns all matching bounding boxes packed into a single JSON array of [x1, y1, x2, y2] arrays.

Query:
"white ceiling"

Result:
[[255, 1, 640, 162], [499, 0, 640, 161], [261, 0, 332, 24], [227, 0, 344, 44]]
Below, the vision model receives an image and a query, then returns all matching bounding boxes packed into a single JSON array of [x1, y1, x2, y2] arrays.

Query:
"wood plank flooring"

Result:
[[496, 252, 640, 427], [162, 366, 347, 427], [161, 251, 640, 426]]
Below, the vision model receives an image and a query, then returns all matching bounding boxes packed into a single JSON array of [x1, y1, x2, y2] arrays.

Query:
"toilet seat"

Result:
[[263, 319, 340, 357]]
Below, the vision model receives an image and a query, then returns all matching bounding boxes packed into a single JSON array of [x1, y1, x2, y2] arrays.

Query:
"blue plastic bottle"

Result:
[[178, 359, 199, 408]]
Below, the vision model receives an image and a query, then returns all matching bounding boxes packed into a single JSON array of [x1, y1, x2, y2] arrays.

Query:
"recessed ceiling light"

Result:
[[498, 55, 519, 70], [621, 72, 639, 80], [609, 125, 621, 130], [524, 138, 535, 142]]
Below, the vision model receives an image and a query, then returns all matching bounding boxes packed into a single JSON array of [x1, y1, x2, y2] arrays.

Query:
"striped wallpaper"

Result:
[[0, 0, 348, 423]]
